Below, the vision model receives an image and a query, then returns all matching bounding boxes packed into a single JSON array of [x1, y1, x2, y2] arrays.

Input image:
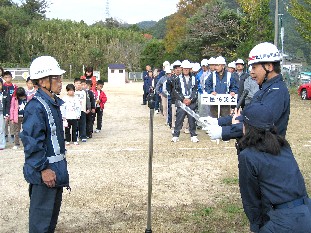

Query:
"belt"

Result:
[[47, 154, 65, 164], [273, 197, 306, 209]]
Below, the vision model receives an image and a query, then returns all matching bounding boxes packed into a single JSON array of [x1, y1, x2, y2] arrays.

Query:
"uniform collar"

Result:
[[260, 74, 283, 89], [36, 88, 64, 106]]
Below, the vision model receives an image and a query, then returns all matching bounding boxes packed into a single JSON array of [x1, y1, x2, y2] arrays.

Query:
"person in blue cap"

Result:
[[236, 103, 311, 233], [20, 56, 70, 233]]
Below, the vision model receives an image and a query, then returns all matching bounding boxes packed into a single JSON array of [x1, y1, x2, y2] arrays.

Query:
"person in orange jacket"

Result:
[[80, 66, 97, 92]]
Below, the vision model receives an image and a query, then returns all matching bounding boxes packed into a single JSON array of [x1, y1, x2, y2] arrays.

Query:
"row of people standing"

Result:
[[60, 67, 107, 145], [142, 55, 259, 143]]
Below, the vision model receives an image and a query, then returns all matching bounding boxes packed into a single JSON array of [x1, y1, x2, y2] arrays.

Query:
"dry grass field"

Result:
[[0, 81, 310, 233]]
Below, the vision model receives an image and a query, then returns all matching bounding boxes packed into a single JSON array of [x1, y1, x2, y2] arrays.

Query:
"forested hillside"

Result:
[[0, 0, 310, 78], [0, 0, 147, 78]]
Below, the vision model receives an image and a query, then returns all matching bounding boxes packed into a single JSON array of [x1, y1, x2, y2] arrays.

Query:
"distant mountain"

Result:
[[148, 16, 170, 39], [136, 21, 157, 30]]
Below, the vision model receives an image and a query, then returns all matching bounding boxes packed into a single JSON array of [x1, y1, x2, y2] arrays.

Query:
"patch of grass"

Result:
[[224, 204, 243, 214], [191, 201, 249, 233], [222, 177, 239, 185]]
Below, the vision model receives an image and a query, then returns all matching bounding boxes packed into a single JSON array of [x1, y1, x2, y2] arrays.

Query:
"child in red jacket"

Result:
[[94, 80, 107, 133]]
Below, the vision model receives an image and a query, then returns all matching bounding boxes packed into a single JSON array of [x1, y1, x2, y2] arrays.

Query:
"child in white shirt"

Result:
[[61, 84, 81, 145]]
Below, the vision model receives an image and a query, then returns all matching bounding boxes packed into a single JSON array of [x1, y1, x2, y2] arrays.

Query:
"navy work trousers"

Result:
[[78, 111, 86, 139], [29, 184, 63, 233], [173, 102, 197, 137]]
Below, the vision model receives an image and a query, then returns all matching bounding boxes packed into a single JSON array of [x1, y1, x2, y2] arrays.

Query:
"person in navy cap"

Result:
[[236, 103, 311, 233]]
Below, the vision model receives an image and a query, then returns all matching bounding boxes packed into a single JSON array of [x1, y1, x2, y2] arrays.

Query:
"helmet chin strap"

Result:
[[261, 63, 270, 84], [42, 77, 55, 95]]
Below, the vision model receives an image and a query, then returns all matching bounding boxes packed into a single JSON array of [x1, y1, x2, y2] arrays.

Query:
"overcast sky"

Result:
[[14, 0, 179, 24]]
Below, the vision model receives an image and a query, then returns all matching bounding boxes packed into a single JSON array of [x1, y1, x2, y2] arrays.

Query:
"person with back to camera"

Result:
[[236, 103, 311, 233], [20, 56, 69, 233]]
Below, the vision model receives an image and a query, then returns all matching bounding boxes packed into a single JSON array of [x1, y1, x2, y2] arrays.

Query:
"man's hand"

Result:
[[232, 108, 241, 125], [230, 92, 236, 97], [41, 169, 56, 188], [91, 109, 96, 114], [183, 98, 191, 106], [86, 110, 90, 114], [211, 91, 217, 96]]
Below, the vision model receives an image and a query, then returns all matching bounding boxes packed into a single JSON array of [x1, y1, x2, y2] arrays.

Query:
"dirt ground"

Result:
[[1, 81, 311, 233]]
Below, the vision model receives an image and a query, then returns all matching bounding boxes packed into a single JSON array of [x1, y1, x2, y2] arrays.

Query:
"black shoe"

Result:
[[141, 103, 147, 105]]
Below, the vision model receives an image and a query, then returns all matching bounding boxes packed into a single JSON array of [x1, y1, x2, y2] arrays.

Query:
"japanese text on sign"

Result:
[[201, 94, 238, 106]]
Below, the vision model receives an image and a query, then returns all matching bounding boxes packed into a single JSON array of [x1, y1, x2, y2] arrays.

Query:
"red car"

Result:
[[298, 80, 311, 100]]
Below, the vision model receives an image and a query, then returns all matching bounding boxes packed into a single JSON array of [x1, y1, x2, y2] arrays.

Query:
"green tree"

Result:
[[0, 0, 13, 7], [235, 0, 273, 59], [185, 0, 242, 60], [21, 0, 49, 19], [140, 40, 166, 69], [289, 0, 311, 43]]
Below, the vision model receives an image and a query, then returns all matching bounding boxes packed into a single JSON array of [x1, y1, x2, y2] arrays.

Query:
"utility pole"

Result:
[[274, 0, 279, 46], [105, 0, 110, 19]]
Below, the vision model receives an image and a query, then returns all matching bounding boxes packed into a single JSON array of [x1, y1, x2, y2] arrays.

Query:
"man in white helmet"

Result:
[[171, 60, 199, 143], [204, 56, 238, 118], [207, 42, 290, 141], [166, 60, 182, 129], [232, 58, 249, 109], [20, 56, 69, 233]]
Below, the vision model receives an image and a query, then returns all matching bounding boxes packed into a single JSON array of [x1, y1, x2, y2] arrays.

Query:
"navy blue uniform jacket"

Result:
[[238, 146, 307, 232], [20, 89, 69, 187], [220, 74, 290, 140]]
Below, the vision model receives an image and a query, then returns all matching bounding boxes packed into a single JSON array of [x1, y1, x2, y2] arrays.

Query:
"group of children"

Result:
[[0, 70, 36, 150], [0, 66, 107, 150], [61, 69, 107, 145]]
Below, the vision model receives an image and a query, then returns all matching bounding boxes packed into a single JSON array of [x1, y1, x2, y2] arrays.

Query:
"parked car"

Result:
[[297, 72, 311, 100]]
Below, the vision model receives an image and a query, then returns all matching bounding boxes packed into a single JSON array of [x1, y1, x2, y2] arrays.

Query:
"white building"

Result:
[[107, 64, 126, 86]]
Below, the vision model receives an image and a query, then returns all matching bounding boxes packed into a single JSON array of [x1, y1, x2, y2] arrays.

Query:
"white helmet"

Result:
[[165, 66, 172, 74], [181, 60, 192, 69], [172, 60, 182, 68], [215, 56, 226, 65], [201, 59, 208, 66], [30, 56, 65, 80], [248, 42, 281, 65], [163, 60, 170, 68], [235, 58, 244, 65], [192, 63, 201, 72], [208, 57, 216, 65], [227, 62, 236, 69]]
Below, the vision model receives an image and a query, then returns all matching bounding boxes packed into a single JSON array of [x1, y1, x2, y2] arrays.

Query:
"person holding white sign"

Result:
[[204, 56, 238, 118]]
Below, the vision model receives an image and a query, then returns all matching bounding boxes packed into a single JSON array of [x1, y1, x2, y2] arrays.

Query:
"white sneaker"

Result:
[[73, 142, 79, 145], [81, 139, 87, 142], [12, 146, 18, 150], [171, 137, 179, 142], [65, 142, 70, 145], [191, 136, 199, 143], [95, 129, 101, 133], [184, 128, 190, 134]]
